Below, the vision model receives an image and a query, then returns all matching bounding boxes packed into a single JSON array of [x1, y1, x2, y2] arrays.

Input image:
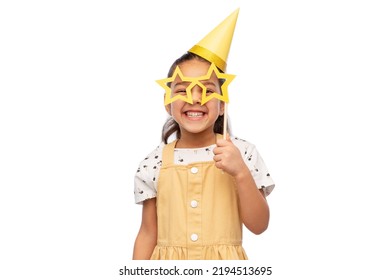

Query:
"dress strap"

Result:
[[161, 139, 177, 167]]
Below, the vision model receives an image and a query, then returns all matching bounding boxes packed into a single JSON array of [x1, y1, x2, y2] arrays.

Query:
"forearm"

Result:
[[132, 198, 157, 260], [132, 229, 157, 260], [234, 168, 270, 235]]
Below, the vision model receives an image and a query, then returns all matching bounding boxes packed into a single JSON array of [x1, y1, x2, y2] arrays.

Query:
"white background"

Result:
[[1, 0, 389, 279]]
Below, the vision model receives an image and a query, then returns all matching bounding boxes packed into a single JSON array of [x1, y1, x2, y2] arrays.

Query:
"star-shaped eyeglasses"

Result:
[[156, 63, 235, 106]]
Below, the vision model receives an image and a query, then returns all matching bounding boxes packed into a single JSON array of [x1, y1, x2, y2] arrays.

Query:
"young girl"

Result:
[[132, 52, 275, 260]]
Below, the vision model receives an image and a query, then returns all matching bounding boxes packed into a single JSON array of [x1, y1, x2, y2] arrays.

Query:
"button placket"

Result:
[[187, 165, 202, 255]]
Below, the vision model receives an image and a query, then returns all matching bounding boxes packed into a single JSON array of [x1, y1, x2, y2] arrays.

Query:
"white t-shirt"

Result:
[[134, 136, 275, 204]]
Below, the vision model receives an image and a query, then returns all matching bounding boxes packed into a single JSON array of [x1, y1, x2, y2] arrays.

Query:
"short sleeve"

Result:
[[234, 138, 275, 197], [133, 145, 163, 204]]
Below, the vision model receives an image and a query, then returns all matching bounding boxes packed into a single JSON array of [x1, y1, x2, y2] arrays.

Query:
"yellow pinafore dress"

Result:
[[150, 136, 248, 260]]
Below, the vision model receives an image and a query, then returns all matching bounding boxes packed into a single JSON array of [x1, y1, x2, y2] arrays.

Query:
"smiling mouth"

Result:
[[185, 111, 205, 118]]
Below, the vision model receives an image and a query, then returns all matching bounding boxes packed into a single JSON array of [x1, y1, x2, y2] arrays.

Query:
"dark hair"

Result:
[[161, 52, 230, 143]]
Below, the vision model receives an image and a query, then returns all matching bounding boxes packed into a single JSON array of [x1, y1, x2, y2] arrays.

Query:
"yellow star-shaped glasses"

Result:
[[199, 63, 235, 105], [156, 66, 195, 105], [156, 63, 235, 106]]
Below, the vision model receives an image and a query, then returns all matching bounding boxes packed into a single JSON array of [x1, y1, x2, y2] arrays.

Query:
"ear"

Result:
[[219, 102, 225, 116], [165, 105, 171, 115], [164, 94, 171, 115]]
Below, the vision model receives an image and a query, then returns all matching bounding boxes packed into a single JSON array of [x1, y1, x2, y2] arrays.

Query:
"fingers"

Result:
[[213, 145, 231, 165], [216, 136, 232, 148], [213, 153, 222, 163], [213, 154, 226, 171], [214, 134, 235, 155]]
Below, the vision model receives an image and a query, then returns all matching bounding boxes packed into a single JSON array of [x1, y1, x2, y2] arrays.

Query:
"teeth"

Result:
[[186, 112, 204, 117]]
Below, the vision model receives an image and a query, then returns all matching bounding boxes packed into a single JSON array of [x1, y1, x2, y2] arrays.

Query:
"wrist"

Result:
[[233, 167, 251, 182]]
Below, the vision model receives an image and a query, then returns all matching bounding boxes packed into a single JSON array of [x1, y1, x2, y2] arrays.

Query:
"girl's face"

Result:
[[165, 59, 224, 138]]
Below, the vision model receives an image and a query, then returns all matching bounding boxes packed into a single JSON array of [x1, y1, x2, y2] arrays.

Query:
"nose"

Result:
[[191, 85, 202, 104]]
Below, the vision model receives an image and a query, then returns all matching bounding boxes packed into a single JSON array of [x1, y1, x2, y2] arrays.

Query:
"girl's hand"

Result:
[[213, 135, 247, 178]]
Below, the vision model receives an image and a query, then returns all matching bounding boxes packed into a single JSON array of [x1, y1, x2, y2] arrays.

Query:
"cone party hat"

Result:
[[189, 8, 239, 72]]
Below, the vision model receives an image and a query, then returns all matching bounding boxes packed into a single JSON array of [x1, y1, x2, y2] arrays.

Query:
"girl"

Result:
[[132, 52, 275, 260]]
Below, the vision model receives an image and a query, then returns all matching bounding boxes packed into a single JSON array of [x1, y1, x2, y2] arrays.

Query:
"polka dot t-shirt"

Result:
[[134, 136, 275, 204]]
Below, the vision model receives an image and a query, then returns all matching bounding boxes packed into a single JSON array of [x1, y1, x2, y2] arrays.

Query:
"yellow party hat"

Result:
[[189, 8, 239, 72]]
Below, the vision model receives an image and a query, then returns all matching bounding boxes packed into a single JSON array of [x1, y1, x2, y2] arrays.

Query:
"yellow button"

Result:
[[190, 200, 198, 208], [190, 233, 198, 242], [190, 167, 198, 174]]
